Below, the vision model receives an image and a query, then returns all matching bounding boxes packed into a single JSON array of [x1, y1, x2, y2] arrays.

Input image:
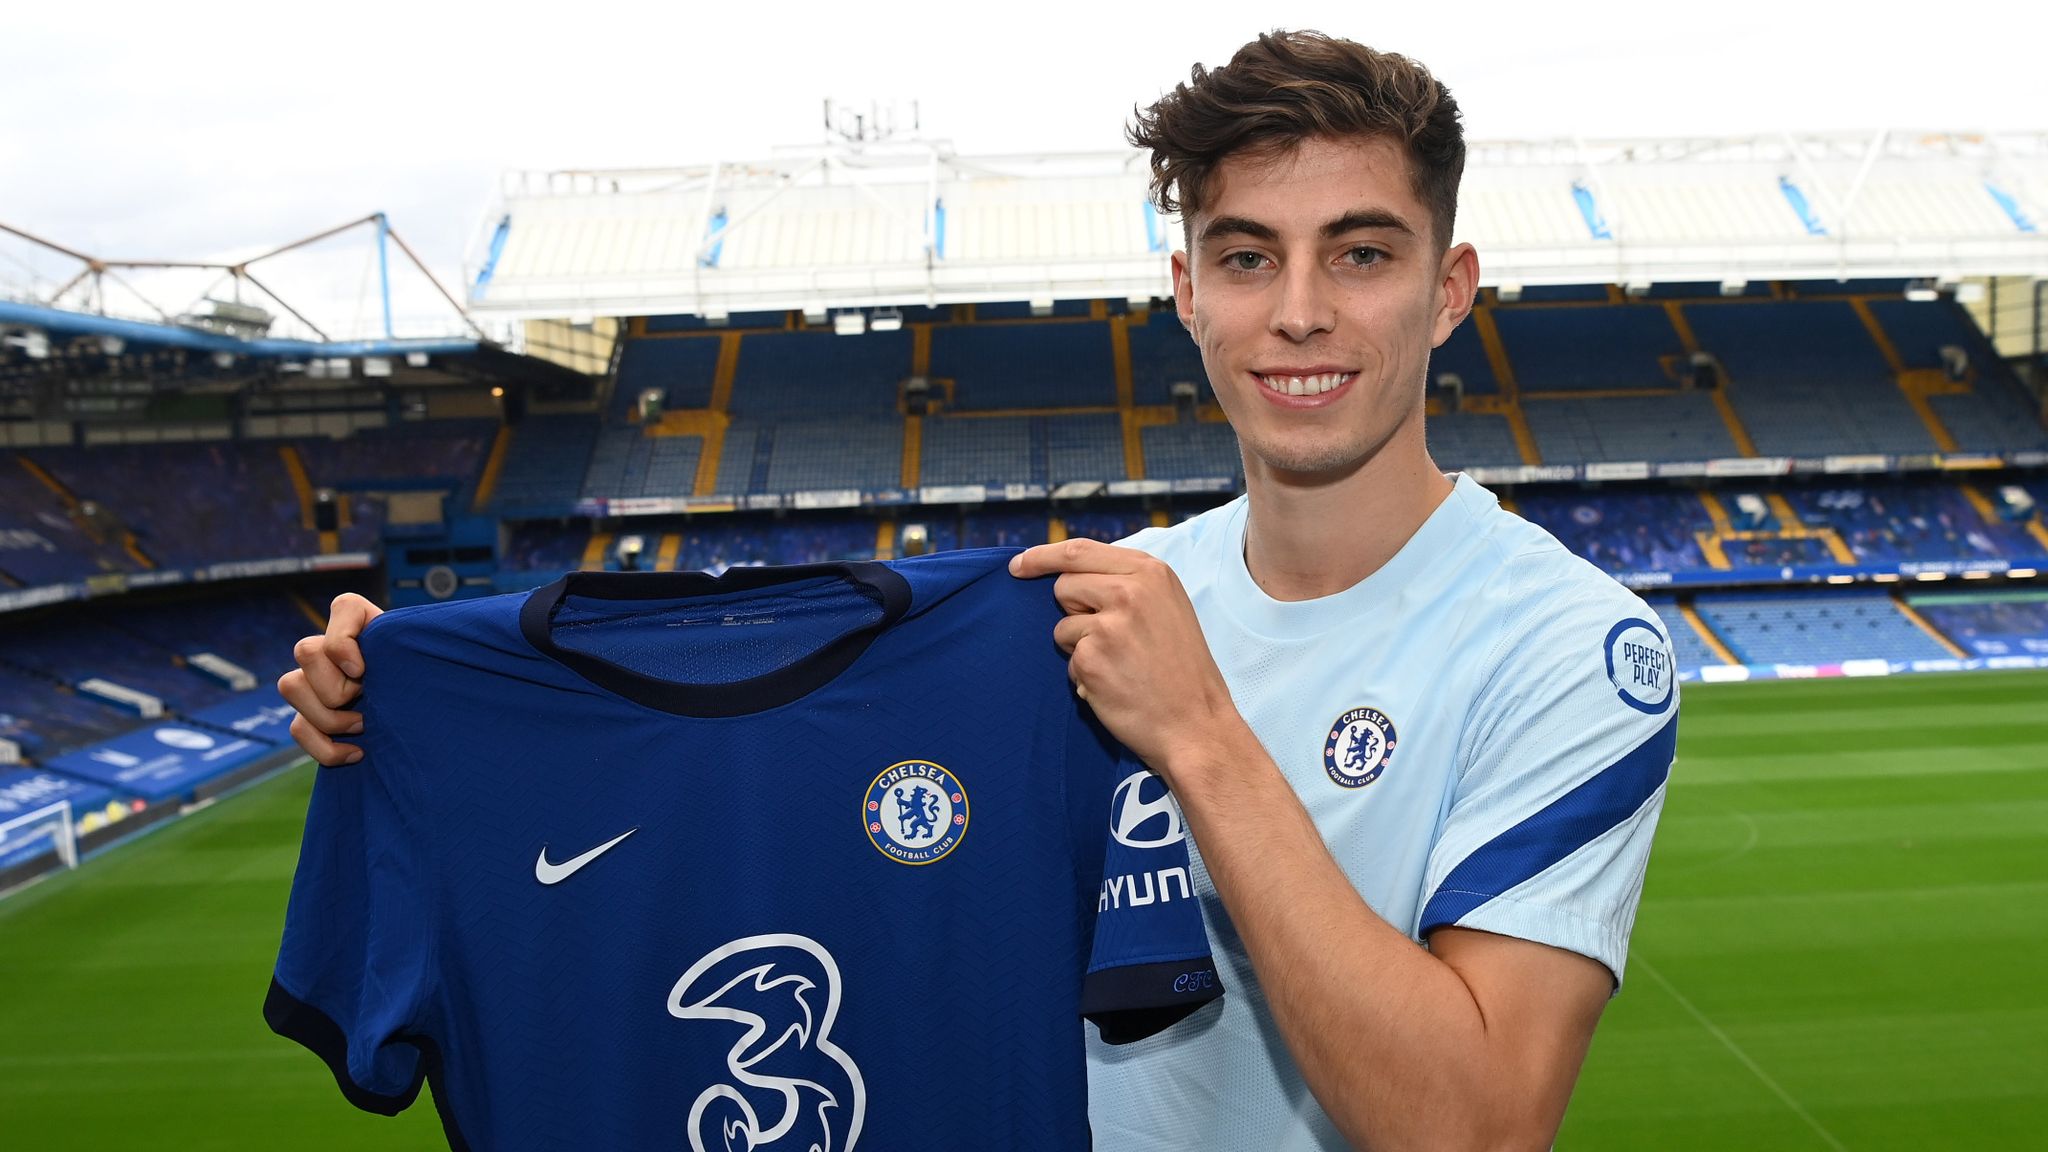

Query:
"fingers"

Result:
[[288, 710, 362, 767], [277, 666, 363, 736], [1050, 572, 1131, 615], [322, 593, 382, 681], [292, 633, 360, 713], [1009, 538, 1147, 580]]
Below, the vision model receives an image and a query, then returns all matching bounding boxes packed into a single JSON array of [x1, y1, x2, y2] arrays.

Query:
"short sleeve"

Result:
[[1067, 709, 1223, 1044], [264, 714, 438, 1114], [1416, 587, 1679, 989]]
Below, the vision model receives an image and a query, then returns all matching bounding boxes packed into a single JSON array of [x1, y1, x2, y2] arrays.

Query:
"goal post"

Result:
[[0, 800, 78, 872]]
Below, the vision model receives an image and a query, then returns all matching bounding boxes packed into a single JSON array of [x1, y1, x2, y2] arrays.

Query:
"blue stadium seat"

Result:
[[1493, 306, 1684, 392], [1694, 593, 1954, 665], [931, 322, 1116, 410]]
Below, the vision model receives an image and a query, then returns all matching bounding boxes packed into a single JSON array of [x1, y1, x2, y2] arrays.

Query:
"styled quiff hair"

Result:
[[1129, 30, 1466, 251]]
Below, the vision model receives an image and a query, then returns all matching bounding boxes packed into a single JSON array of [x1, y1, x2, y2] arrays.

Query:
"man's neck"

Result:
[[1240, 426, 1455, 603]]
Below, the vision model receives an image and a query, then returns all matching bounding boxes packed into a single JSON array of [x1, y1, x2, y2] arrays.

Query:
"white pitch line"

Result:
[[1634, 953, 1849, 1152]]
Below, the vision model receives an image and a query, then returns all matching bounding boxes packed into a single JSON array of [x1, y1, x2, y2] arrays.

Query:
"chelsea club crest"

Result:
[[864, 760, 969, 865], [1324, 707, 1396, 789]]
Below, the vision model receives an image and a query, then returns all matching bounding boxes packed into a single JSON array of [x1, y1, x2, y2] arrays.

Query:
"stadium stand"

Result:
[[27, 442, 314, 568], [728, 329, 910, 417], [1645, 597, 1726, 673], [930, 321, 1116, 410], [1521, 393, 1737, 464], [0, 459, 127, 584], [1867, 298, 2048, 454], [1513, 490, 1709, 574], [0, 664, 134, 758], [1427, 318, 1499, 395], [1424, 411, 1523, 469], [1694, 592, 1955, 665], [489, 416, 600, 516], [1141, 421, 1240, 481], [1062, 508, 1152, 543], [1910, 593, 2048, 657], [1128, 310, 1210, 406], [920, 417, 1037, 486], [1493, 304, 1683, 392], [1778, 482, 2040, 564], [1684, 300, 1937, 457], [582, 428, 703, 499], [612, 335, 719, 416]]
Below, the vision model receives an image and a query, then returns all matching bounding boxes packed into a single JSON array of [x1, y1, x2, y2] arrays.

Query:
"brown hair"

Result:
[[1129, 30, 1466, 251]]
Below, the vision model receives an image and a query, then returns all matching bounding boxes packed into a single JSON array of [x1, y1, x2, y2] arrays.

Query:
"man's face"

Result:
[[1172, 134, 1475, 482]]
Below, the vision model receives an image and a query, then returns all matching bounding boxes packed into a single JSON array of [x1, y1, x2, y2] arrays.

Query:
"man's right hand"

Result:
[[277, 592, 382, 766]]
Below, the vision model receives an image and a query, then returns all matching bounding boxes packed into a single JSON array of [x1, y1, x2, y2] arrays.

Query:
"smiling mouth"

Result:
[[1254, 371, 1355, 397]]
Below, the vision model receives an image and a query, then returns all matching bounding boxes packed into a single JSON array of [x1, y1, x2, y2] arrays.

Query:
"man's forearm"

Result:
[[1163, 725, 1543, 1151]]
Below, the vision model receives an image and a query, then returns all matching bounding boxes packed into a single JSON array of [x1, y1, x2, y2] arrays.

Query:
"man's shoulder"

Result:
[[1116, 496, 1245, 562], [1459, 493, 1664, 656]]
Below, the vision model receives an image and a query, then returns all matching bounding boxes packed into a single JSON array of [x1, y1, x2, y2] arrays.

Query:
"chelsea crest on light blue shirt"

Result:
[[1088, 473, 1679, 1152]]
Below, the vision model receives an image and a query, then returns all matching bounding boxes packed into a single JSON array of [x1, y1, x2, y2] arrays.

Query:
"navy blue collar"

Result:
[[518, 562, 912, 718]]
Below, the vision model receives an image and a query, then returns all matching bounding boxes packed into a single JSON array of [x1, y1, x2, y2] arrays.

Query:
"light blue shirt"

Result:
[[1089, 473, 1679, 1152]]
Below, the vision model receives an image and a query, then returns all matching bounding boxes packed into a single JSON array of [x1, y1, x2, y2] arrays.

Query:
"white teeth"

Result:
[[1260, 372, 1350, 396]]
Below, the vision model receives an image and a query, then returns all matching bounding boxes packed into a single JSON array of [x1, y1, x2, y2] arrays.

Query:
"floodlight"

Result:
[[1497, 283, 1522, 302], [98, 335, 125, 356], [1029, 295, 1054, 317], [1719, 279, 1747, 296], [363, 357, 393, 378], [212, 351, 237, 369], [1623, 280, 1651, 298], [491, 386, 506, 398], [803, 302, 828, 325], [704, 307, 731, 327], [406, 352, 431, 367], [834, 312, 867, 336], [870, 308, 904, 333], [1903, 280, 1939, 303]]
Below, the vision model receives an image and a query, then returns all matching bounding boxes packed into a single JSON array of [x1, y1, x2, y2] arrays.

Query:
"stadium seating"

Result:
[[920, 417, 1036, 486], [1521, 393, 1736, 464], [0, 459, 129, 585], [1062, 509, 1151, 544], [1141, 421, 1240, 481], [0, 664, 133, 757], [1778, 483, 2040, 564], [1909, 594, 2048, 657], [1866, 298, 2048, 454], [1694, 592, 1954, 664], [1425, 411, 1523, 469], [581, 428, 703, 499], [1493, 305, 1684, 391], [1684, 300, 1937, 456], [930, 322, 1116, 410], [729, 329, 910, 417], [1513, 491, 1709, 574], [490, 416, 600, 516], [613, 335, 719, 415], [1645, 598, 1726, 673], [27, 442, 315, 568], [1127, 310, 1209, 406], [1428, 319, 1499, 395]]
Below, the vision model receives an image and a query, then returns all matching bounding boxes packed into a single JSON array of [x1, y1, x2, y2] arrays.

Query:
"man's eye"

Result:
[[1226, 252, 1266, 271], [1346, 247, 1385, 266]]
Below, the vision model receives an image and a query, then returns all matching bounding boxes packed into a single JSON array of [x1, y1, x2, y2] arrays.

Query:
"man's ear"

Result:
[[1431, 242, 1479, 348], [1172, 249, 1195, 335]]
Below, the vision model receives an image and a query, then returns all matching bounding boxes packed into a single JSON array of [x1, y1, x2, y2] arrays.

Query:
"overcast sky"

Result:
[[3, 0, 2042, 338]]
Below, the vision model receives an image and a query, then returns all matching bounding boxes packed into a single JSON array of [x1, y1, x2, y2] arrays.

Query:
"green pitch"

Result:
[[2, 671, 2043, 1149]]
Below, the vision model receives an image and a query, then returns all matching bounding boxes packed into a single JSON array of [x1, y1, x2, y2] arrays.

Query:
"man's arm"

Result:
[[1014, 539, 1610, 1151], [277, 592, 381, 766]]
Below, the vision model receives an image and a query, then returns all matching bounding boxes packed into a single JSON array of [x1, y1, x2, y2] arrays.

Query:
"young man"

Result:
[[282, 30, 1678, 1150]]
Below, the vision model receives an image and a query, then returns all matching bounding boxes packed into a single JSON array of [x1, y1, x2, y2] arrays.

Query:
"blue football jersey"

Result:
[[267, 548, 1220, 1151]]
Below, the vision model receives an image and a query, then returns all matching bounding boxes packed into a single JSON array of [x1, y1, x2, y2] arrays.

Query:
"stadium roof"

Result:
[[465, 130, 2048, 320]]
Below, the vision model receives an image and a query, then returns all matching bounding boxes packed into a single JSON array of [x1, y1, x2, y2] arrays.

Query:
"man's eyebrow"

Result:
[[1198, 216, 1279, 244], [1321, 209, 1415, 238]]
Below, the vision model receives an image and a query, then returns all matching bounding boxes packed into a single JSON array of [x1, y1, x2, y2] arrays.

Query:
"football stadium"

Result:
[[3, 24, 2047, 1152]]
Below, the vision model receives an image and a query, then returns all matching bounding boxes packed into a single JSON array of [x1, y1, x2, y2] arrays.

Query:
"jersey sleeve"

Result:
[[1068, 708, 1223, 1044], [263, 674, 440, 1114], [1415, 577, 1679, 989]]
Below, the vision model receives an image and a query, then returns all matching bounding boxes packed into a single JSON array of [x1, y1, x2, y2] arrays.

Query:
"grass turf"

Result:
[[2, 670, 2043, 1148]]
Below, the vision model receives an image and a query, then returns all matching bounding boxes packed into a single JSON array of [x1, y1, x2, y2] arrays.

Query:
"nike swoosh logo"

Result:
[[535, 828, 638, 885]]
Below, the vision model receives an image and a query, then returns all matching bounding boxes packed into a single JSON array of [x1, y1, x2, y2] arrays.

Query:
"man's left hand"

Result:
[[1010, 539, 1240, 782]]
